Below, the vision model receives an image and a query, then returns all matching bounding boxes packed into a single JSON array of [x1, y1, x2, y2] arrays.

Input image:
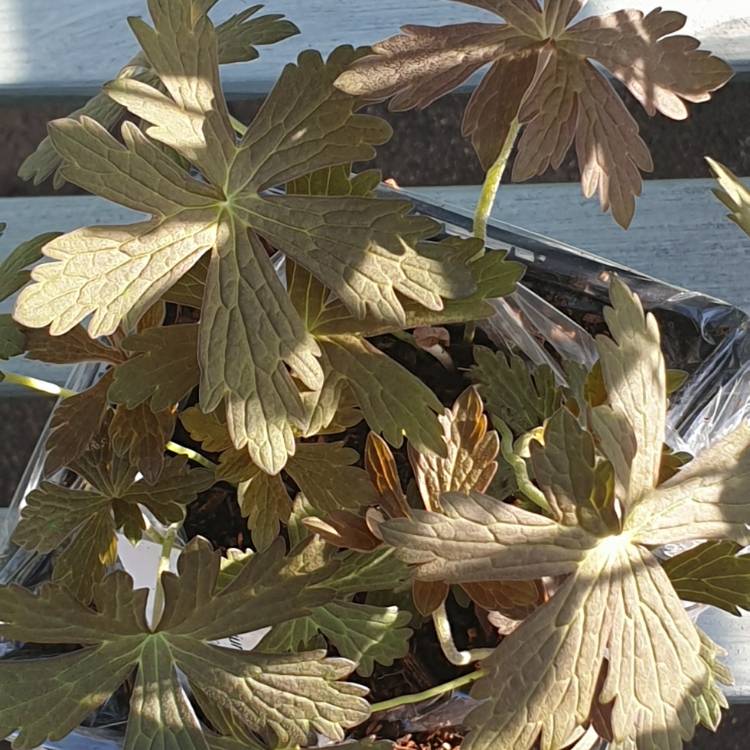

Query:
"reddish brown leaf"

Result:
[[109, 403, 177, 483], [543, 0, 584, 36], [413, 326, 450, 350], [463, 52, 539, 170], [512, 47, 580, 181], [303, 511, 382, 552], [136, 300, 167, 332], [408, 386, 499, 513], [337, 0, 731, 227], [365, 432, 410, 518], [413, 579, 449, 616], [335, 23, 515, 110], [565, 9, 733, 120], [574, 60, 653, 228], [24, 326, 124, 365], [461, 579, 544, 619], [45, 371, 113, 475]]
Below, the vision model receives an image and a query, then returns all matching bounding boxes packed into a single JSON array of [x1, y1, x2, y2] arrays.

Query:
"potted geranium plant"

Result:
[[0, 1, 748, 749]]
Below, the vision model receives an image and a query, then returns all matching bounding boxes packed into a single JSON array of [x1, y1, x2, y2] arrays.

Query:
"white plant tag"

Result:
[[116, 534, 269, 649]]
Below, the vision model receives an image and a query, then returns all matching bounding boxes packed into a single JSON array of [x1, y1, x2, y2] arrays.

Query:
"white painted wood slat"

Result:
[[0, 0, 746, 96], [413, 179, 750, 312]]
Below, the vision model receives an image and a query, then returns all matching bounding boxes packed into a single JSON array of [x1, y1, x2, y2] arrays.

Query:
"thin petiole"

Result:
[[432, 601, 495, 667], [369, 668, 487, 714], [472, 117, 521, 242], [494, 416, 551, 513]]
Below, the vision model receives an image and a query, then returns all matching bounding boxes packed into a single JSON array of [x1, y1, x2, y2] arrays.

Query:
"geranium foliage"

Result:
[[0, 1, 744, 749]]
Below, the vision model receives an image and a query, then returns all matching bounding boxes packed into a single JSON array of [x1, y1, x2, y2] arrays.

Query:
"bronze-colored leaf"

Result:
[[461, 579, 543, 619], [237, 466, 292, 551], [574, 59, 653, 228], [334, 23, 516, 110], [108, 324, 199, 411], [412, 579, 449, 616], [321, 335, 446, 457], [463, 52, 539, 169], [365, 432, 410, 518], [286, 443, 378, 514], [409, 386, 499, 513], [24, 325, 124, 366], [15, 432, 213, 602], [337, 0, 731, 226], [565, 9, 733, 120], [0, 539, 367, 749], [303, 511, 382, 553], [45, 372, 113, 475], [109, 403, 176, 483]]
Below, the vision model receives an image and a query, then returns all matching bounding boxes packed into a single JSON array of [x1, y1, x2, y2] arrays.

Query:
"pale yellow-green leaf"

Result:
[[596, 275, 666, 508], [320, 334, 445, 457], [14, 213, 218, 337], [161, 254, 208, 309], [0, 232, 61, 303], [597, 544, 715, 750], [379, 278, 743, 750], [13, 114, 220, 337], [707, 157, 750, 237], [236, 191, 473, 327], [312, 245, 523, 337], [464, 542, 614, 750], [663, 540, 750, 615], [199, 218, 322, 475], [19, 5, 297, 188], [48, 116, 221, 216], [589, 404, 637, 503], [127, 0, 236, 185], [626, 422, 750, 547], [227, 46, 475, 327], [380, 492, 597, 583]]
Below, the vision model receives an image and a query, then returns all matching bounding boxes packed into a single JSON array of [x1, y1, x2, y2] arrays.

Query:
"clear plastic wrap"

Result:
[[1, 192, 748, 748]]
